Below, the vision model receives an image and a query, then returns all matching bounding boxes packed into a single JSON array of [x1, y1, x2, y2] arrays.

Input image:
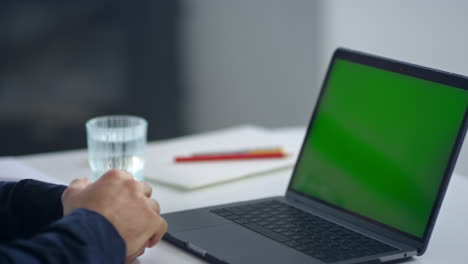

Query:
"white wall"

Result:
[[321, 0, 468, 74], [181, 0, 468, 174], [320, 0, 468, 174], [180, 0, 322, 133]]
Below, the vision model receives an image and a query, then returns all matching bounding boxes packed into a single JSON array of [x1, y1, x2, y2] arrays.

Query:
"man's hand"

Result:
[[61, 170, 168, 259]]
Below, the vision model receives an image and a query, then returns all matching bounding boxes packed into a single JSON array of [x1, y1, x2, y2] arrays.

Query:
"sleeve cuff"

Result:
[[46, 208, 126, 263]]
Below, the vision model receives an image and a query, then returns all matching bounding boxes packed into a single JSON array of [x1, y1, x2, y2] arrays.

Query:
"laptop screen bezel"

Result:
[[286, 48, 468, 254]]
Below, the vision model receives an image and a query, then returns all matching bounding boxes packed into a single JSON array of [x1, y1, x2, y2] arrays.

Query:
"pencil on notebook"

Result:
[[192, 147, 284, 156], [174, 147, 288, 163]]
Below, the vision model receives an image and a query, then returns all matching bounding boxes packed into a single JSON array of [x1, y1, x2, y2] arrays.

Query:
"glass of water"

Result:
[[86, 115, 147, 181]]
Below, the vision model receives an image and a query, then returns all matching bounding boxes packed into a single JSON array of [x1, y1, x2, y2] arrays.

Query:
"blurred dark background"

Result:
[[0, 0, 182, 155], [2, 0, 468, 171]]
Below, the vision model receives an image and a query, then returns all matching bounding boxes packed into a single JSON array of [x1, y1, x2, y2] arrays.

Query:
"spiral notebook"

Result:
[[144, 126, 304, 190]]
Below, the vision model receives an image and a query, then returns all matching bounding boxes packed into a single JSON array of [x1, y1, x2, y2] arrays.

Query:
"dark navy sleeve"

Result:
[[0, 208, 126, 264], [0, 179, 66, 241], [0, 180, 126, 263]]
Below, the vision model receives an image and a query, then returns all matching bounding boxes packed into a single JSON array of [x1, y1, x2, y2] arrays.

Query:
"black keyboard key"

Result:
[[284, 240, 301, 248], [224, 215, 240, 220], [211, 209, 225, 214], [234, 219, 250, 224], [290, 227, 302, 232], [304, 248, 319, 256], [280, 231, 295, 237], [242, 223, 290, 243], [257, 221, 271, 226], [295, 245, 308, 251], [272, 227, 286, 233], [289, 234, 304, 240], [268, 216, 281, 222], [270, 203, 282, 208], [242, 214, 255, 219], [298, 237, 313, 244], [226, 207, 247, 215]]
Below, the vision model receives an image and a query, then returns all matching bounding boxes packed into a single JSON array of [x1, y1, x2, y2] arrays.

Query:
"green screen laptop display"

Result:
[[290, 59, 468, 238]]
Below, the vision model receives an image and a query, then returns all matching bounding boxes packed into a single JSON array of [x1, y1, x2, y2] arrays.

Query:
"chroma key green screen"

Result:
[[290, 59, 468, 238]]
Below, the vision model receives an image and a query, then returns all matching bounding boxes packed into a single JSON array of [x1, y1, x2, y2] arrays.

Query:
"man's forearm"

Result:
[[0, 209, 126, 264], [0, 180, 66, 241]]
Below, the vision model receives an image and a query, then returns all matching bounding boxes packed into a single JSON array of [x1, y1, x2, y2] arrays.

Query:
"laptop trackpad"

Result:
[[174, 223, 318, 264]]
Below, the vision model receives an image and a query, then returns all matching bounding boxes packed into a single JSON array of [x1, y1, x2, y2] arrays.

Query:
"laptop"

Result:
[[162, 48, 468, 264]]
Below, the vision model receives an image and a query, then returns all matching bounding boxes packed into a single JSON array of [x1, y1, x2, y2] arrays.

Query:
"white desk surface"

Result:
[[17, 139, 468, 264]]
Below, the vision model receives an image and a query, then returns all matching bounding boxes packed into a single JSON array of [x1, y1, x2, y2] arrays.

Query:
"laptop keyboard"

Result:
[[211, 200, 397, 263]]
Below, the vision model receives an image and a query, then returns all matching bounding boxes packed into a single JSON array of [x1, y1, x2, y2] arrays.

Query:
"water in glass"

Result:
[[86, 116, 147, 181]]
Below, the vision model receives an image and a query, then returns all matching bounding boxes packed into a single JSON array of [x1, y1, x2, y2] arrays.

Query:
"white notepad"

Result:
[[0, 158, 66, 185], [144, 125, 304, 190]]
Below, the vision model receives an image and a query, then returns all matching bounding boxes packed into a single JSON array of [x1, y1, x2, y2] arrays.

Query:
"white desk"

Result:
[[17, 135, 468, 264]]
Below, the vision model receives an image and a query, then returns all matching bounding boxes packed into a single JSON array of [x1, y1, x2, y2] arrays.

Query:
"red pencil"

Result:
[[174, 152, 288, 163]]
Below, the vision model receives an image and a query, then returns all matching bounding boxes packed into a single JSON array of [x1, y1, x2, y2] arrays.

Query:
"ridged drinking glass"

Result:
[[86, 115, 147, 181]]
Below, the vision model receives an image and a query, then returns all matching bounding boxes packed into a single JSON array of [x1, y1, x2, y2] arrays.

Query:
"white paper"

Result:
[[144, 125, 305, 190], [0, 157, 66, 185]]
